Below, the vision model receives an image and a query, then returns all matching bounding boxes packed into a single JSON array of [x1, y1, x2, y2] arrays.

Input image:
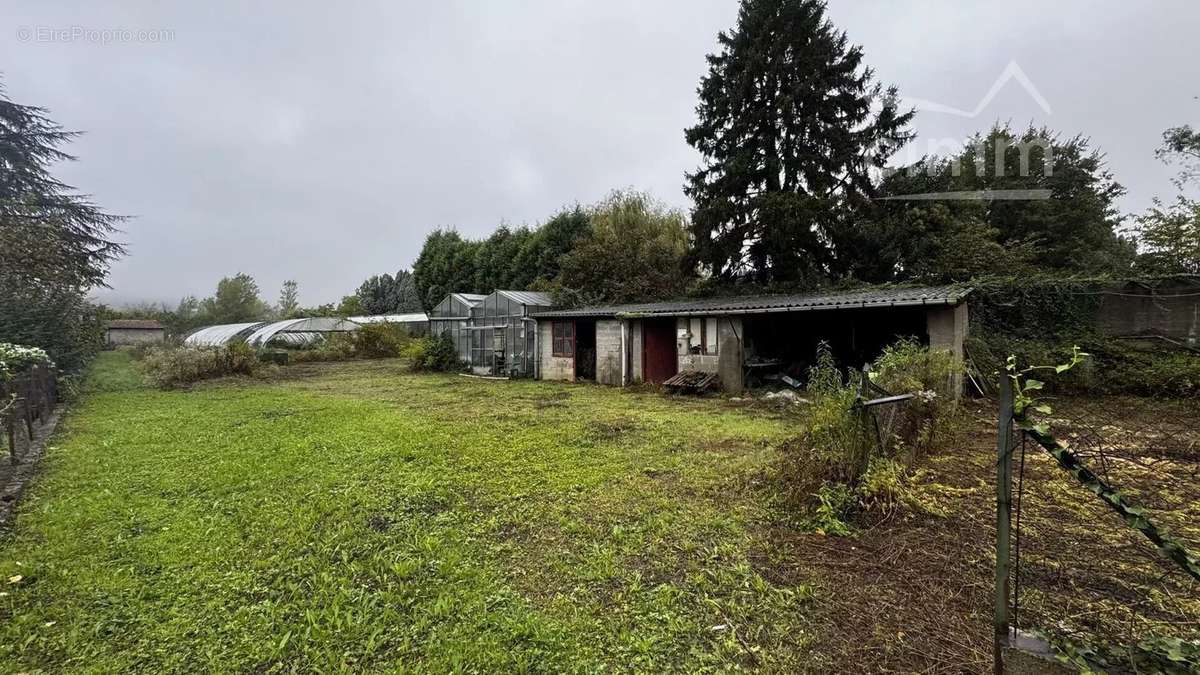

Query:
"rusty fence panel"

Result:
[[3, 365, 59, 465], [996, 369, 1199, 671]]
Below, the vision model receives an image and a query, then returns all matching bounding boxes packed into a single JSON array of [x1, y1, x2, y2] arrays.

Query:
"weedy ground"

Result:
[[1, 352, 1194, 673]]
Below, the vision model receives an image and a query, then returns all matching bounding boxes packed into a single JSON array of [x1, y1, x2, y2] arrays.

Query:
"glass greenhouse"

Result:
[[467, 290, 552, 377], [429, 293, 485, 364]]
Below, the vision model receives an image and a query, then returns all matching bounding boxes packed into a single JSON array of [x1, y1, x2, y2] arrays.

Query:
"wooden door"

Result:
[[642, 318, 678, 384]]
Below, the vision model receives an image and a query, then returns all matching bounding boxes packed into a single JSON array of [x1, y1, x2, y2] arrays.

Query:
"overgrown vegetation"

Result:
[[288, 323, 415, 364], [404, 333, 464, 372], [966, 276, 1200, 397], [139, 343, 262, 388], [779, 341, 961, 531]]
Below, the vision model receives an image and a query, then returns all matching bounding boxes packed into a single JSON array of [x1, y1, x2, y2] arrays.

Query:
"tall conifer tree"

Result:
[[685, 0, 913, 284]]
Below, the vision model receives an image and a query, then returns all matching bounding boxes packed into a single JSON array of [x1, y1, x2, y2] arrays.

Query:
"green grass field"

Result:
[[0, 352, 816, 672]]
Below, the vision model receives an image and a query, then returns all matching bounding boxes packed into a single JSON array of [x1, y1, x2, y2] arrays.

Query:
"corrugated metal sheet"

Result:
[[496, 290, 553, 307], [533, 285, 972, 319]]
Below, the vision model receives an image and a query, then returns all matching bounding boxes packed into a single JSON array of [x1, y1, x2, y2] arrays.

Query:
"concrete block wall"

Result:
[[717, 317, 744, 394], [927, 303, 968, 359], [595, 320, 623, 386], [538, 321, 574, 382], [926, 302, 968, 396]]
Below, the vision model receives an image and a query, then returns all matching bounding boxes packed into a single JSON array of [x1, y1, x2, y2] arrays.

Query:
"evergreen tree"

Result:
[[684, 0, 913, 284], [412, 229, 481, 310], [0, 83, 123, 370], [355, 270, 423, 315], [0, 84, 125, 290]]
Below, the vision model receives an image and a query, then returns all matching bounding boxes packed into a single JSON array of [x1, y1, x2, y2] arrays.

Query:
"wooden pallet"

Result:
[[662, 370, 718, 393]]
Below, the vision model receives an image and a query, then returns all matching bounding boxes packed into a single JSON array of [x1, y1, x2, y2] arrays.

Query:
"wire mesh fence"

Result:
[[997, 374, 1200, 669]]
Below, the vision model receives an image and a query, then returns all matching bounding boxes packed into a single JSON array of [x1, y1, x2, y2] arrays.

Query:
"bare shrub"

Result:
[[140, 343, 260, 388]]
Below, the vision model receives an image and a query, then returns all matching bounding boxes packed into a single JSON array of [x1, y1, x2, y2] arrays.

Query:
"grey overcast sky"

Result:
[[3, 1, 1198, 307]]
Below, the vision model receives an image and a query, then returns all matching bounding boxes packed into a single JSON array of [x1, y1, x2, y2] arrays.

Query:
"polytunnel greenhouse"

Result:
[[243, 317, 361, 347], [184, 317, 361, 348], [183, 322, 267, 347]]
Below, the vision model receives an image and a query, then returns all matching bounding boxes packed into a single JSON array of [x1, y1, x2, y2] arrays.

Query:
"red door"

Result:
[[642, 318, 678, 384]]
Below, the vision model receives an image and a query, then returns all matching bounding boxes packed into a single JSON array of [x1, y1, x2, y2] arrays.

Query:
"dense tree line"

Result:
[[411, 191, 690, 309]]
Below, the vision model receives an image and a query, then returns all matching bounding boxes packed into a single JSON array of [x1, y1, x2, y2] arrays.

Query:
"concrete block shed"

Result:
[[532, 285, 971, 394]]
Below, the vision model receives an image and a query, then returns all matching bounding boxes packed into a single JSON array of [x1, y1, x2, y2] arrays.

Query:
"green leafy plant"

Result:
[[781, 340, 965, 530], [806, 483, 854, 536], [1041, 631, 1200, 675], [404, 333, 464, 372]]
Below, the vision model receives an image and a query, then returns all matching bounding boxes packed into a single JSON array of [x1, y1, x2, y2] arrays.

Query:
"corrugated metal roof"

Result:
[[495, 290, 554, 307], [532, 285, 971, 319], [106, 319, 163, 330]]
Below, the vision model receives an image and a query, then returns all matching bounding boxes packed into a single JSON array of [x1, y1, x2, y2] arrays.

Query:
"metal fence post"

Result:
[[993, 375, 1015, 673]]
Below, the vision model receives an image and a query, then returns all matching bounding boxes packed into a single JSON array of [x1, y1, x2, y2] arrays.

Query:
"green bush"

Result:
[[140, 343, 261, 388], [404, 333, 464, 372], [869, 338, 961, 457], [0, 343, 54, 381], [346, 323, 410, 358], [779, 344, 871, 505]]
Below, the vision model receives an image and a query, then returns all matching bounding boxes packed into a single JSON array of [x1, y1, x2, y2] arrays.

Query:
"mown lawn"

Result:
[[0, 352, 816, 672]]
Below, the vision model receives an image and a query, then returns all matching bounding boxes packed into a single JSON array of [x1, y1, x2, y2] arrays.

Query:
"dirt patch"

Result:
[[584, 417, 644, 443]]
